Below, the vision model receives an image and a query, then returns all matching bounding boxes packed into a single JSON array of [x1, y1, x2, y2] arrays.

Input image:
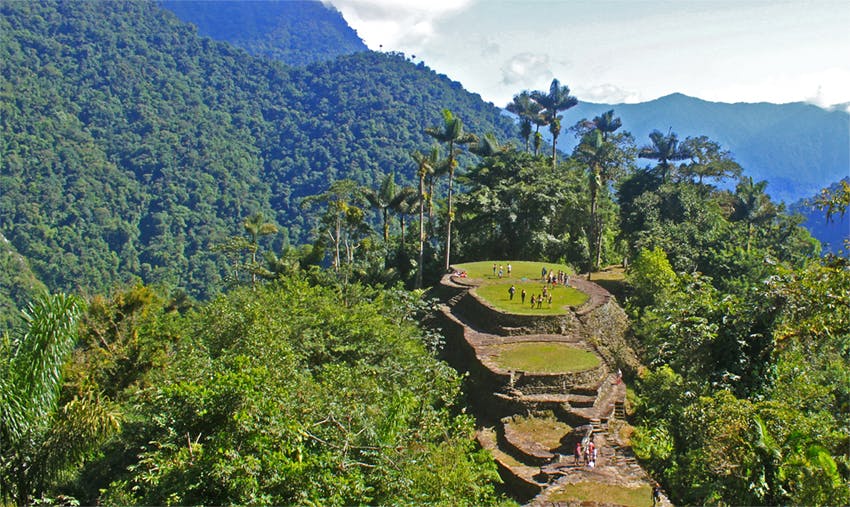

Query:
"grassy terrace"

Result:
[[491, 342, 600, 373], [547, 482, 653, 507], [507, 413, 572, 451], [453, 260, 588, 315]]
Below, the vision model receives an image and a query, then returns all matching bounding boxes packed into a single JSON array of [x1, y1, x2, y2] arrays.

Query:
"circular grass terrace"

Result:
[[491, 342, 600, 373], [453, 261, 589, 315]]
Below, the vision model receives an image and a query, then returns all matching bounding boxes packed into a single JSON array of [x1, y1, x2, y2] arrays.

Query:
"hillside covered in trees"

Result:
[[0, 0, 516, 307], [160, 0, 368, 66]]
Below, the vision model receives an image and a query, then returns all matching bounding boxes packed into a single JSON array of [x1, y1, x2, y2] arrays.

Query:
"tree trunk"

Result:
[[444, 140, 455, 273], [382, 208, 390, 242], [445, 165, 454, 272], [416, 175, 425, 288], [552, 132, 558, 169], [334, 214, 341, 270]]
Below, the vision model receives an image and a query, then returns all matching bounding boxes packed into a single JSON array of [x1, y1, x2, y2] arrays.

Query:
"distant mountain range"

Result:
[[162, 1, 848, 205], [566, 95, 849, 204]]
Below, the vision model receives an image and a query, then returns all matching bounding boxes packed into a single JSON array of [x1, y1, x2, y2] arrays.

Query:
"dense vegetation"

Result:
[[160, 0, 368, 66], [2, 279, 507, 506], [0, 0, 516, 306], [1, 1, 848, 505]]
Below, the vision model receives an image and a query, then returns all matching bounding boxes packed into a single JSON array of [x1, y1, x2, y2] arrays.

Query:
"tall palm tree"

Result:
[[576, 129, 612, 273], [638, 129, 692, 183], [531, 79, 578, 168], [243, 212, 278, 287], [469, 132, 506, 157], [592, 109, 622, 141], [393, 190, 420, 250], [731, 176, 777, 252], [506, 91, 542, 153], [0, 294, 119, 506], [363, 173, 408, 243], [425, 109, 476, 272], [411, 147, 440, 288]]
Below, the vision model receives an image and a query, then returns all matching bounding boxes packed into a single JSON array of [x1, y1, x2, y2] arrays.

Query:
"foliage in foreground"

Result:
[[66, 278, 505, 506], [628, 254, 849, 506], [0, 294, 119, 506]]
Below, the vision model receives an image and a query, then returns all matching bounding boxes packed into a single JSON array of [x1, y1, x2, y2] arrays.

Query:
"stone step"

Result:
[[568, 394, 596, 408]]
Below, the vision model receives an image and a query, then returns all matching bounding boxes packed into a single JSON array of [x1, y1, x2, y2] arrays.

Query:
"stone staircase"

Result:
[[433, 271, 671, 506]]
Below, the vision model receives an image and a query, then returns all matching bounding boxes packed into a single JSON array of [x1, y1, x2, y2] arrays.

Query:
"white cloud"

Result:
[[575, 83, 643, 105], [500, 52, 554, 88], [323, 0, 474, 50]]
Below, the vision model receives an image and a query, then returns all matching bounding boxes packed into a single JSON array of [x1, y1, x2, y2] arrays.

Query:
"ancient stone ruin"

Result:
[[432, 271, 671, 506]]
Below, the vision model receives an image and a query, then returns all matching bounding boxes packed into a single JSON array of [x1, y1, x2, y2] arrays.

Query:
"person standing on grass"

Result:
[[520, 288, 526, 304], [508, 285, 516, 300], [507, 263, 512, 276]]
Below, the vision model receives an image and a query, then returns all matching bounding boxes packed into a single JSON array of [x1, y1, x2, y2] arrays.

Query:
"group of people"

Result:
[[492, 263, 512, 278], [541, 266, 570, 287], [574, 438, 597, 468]]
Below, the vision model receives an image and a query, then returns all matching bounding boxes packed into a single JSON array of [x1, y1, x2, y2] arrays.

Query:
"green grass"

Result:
[[491, 342, 600, 373], [454, 260, 588, 315], [475, 281, 587, 315], [454, 260, 574, 281], [546, 482, 653, 507], [507, 413, 572, 451]]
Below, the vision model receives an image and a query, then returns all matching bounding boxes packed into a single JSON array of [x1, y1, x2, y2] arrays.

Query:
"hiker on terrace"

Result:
[[492, 263, 497, 276], [574, 442, 582, 464], [508, 285, 516, 300], [507, 263, 512, 276], [520, 289, 526, 304], [652, 483, 662, 506]]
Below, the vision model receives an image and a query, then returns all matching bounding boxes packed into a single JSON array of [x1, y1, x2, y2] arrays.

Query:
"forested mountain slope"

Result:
[[0, 232, 45, 331], [159, 0, 367, 66], [0, 0, 517, 302]]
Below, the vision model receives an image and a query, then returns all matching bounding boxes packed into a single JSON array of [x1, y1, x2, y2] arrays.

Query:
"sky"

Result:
[[323, 0, 850, 110]]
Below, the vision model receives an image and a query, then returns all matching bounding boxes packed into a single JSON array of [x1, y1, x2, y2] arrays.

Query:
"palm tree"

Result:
[[363, 173, 412, 243], [243, 212, 278, 287], [592, 109, 622, 141], [469, 132, 506, 157], [411, 147, 440, 288], [425, 109, 476, 272], [531, 79, 578, 168], [393, 190, 420, 250], [0, 294, 119, 506], [506, 91, 542, 153], [576, 129, 612, 272], [638, 129, 692, 183], [731, 176, 777, 252]]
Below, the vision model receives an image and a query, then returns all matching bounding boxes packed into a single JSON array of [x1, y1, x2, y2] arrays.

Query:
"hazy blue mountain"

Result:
[[160, 0, 367, 66], [790, 178, 850, 254], [564, 94, 849, 203]]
